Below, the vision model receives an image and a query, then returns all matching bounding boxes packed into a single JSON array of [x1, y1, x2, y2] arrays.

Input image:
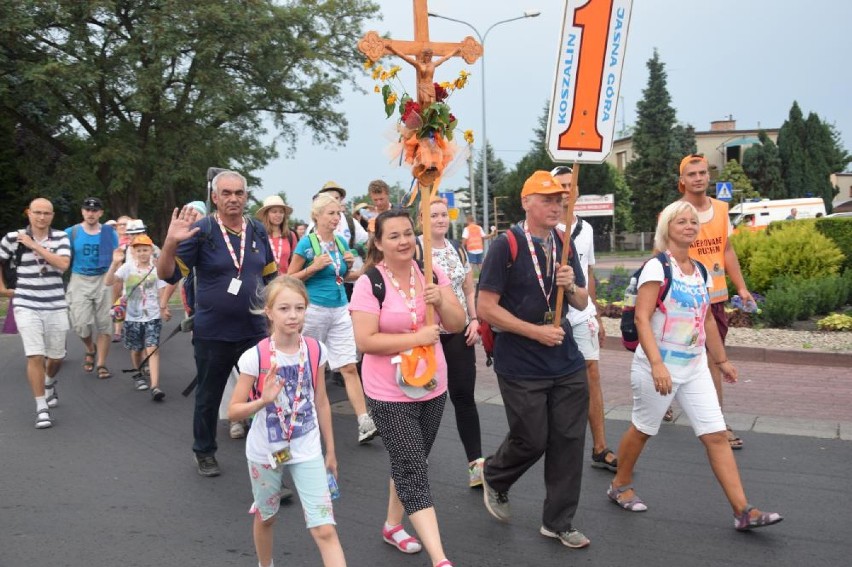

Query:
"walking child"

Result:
[[228, 276, 345, 567], [105, 234, 171, 399]]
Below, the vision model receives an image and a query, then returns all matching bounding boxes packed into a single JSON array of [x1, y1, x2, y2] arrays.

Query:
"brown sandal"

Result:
[[83, 349, 96, 373], [726, 425, 744, 450], [96, 365, 112, 379]]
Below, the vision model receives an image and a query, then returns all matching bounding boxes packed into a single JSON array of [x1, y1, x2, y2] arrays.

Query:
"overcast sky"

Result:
[[256, 0, 852, 221]]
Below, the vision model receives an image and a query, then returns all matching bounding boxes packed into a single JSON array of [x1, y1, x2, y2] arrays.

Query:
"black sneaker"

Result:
[[151, 387, 165, 402], [194, 454, 221, 477]]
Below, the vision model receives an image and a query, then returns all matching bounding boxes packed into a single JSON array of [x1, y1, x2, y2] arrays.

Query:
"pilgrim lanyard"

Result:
[[216, 214, 247, 277], [268, 336, 307, 442], [384, 261, 418, 331], [522, 222, 557, 306]]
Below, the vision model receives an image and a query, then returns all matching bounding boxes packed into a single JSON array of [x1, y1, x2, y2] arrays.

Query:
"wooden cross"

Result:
[[359, 1, 482, 327], [358, 0, 482, 108]]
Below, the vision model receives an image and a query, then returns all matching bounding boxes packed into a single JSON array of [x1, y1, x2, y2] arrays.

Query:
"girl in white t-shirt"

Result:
[[607, 201, 782, 532], [228, 276, 345, 567]]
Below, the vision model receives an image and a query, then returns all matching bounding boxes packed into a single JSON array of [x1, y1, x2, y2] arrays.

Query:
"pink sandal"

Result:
[[382, 523, 422, 554], [435, 561, 454, 567]]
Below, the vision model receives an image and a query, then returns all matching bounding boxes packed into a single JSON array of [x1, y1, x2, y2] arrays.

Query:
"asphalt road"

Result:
[[1, 324, 850, 566]]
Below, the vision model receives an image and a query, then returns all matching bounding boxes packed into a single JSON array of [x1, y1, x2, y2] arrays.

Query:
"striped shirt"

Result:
[[0, 229, 71, 311]]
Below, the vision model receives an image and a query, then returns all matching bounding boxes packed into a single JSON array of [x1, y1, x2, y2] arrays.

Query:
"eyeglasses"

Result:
[[30, 211, 54, 216]]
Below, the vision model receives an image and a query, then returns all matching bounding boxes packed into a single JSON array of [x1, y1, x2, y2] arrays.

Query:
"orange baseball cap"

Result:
[[678, 154, 708, 192], [520, 170, 567, 198], [130, 234, 154, 247]]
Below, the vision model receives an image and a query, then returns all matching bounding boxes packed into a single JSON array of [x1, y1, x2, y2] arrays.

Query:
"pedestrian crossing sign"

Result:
[[715, 182, 733, 201]]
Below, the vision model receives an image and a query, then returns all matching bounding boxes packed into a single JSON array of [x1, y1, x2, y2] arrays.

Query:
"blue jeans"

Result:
[[193, 337, 262, 456]]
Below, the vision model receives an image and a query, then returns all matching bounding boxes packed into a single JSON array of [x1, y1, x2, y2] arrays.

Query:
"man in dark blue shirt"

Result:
[[477, 170, 592, 549], [158, 171, 276, 477]]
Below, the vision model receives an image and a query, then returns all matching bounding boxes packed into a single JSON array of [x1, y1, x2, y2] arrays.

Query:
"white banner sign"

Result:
[[575, 194, 614, 217], [546, 0, 633, 163]]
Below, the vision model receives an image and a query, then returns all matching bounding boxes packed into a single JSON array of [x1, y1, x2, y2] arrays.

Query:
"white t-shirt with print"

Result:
[[237, 341, 328, 465], [114, 263, 166, 322], [634, 256, 711, 380]]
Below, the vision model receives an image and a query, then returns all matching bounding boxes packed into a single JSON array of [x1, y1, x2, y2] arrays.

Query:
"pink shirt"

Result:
[[349, 261, 451, 402]]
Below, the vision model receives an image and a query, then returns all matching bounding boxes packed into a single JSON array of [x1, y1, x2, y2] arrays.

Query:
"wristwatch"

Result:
[[566, 282, 577, 295]]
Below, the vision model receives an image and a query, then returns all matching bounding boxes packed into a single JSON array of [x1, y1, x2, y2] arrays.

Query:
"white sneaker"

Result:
[[229, 421, 247, 439], [357, 414, 378, 444]]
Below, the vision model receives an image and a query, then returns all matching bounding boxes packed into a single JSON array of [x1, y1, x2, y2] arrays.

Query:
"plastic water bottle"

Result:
[[623, 277, 638, 308], [731, 295, 758, 313], [327, 472, 340, 500]]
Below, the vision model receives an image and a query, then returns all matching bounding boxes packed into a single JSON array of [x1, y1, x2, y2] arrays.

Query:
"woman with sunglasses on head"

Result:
[[350, 209, 465, 567], [420, 197, 485, 487]]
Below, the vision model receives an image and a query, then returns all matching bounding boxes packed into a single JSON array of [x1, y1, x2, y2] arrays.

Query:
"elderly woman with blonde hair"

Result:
[[606, 200, 782, 532], [288, 192, 377, 444]]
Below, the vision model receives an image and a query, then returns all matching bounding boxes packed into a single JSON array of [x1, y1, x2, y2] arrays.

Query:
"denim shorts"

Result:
[[123, 319, 162, 351]]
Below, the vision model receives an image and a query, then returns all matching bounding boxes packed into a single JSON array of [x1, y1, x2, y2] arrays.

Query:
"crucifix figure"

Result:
[[358, 0, 482, 108]]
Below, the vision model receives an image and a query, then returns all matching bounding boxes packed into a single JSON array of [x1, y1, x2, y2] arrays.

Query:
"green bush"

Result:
[[815, 217, 852, 270], [746, 222, 845, 293], [729, 229, 764, 293], [596, 265, 630, 304], [760, 286, 801, 327], [817, 313, 852, 331]]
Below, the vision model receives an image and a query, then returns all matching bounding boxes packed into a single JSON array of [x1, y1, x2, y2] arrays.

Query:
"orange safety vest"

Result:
[[688, 198, 730, 304], [464, 224, 484, 252]]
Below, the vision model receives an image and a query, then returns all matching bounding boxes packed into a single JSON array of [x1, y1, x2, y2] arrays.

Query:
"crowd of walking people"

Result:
[[0, 161, 782, 567]]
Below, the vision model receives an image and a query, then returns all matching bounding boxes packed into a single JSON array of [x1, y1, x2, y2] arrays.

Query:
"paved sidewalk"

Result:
[[475, 335, 852, 440]]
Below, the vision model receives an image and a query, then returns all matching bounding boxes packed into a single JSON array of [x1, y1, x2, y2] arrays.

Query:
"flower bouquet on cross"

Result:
[[368, 59, 474, 186]]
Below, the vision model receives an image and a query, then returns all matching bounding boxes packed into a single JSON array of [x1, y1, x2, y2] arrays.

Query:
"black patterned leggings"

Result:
[[366, 393, 447, 516]]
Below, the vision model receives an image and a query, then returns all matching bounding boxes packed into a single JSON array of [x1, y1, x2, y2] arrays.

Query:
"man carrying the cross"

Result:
[[477, 170, 591, 549]]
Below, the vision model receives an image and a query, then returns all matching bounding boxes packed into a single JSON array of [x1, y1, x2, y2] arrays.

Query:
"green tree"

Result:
[[742, 130, 786, 199], [623, 50, 693, 231], [718, 159, 758, 203], [777, 101, 850, 211], [0, 0, 379, 239], [777, 102, 811, 198]]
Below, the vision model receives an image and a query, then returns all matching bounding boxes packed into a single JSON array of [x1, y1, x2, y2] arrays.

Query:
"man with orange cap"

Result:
[[477, 170, 592, 549], [675, 154, 754, 450]]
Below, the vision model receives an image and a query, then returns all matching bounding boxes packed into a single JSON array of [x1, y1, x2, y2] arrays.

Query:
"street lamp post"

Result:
[[428, 9, 540, 236]]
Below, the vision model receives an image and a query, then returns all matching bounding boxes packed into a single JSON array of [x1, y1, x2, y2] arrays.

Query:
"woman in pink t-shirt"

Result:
[[350, 209, 465, 567]]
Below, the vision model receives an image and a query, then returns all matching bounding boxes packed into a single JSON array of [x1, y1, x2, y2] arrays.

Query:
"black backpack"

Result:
[[620, 252, 709, 351], [365, 260, 438, 308]]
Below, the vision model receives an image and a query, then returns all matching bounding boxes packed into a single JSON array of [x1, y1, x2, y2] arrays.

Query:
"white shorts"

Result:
[[572, 316, 600, 361], [302, 304, 357, 370], [14, 307, 69, 359], [629, 354, 725, 437]]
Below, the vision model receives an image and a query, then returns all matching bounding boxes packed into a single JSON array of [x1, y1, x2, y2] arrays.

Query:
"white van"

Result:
[[729, 198, 826, 231]]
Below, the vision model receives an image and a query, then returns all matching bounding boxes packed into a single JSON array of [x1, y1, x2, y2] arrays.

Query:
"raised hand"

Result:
[[165, 206, 201, 244]]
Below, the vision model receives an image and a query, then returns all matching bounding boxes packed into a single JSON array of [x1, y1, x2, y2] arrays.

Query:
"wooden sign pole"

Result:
[[553, 162, 580, 326]]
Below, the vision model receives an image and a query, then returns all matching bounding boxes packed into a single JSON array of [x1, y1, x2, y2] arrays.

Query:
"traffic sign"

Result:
[[438, 192, 455, 207], [716, 182, 733, 201], [546, 0, 634, 163]]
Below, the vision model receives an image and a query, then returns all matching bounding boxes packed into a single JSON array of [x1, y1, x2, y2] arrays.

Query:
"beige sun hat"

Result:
[[256, 195, 293, 217]]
